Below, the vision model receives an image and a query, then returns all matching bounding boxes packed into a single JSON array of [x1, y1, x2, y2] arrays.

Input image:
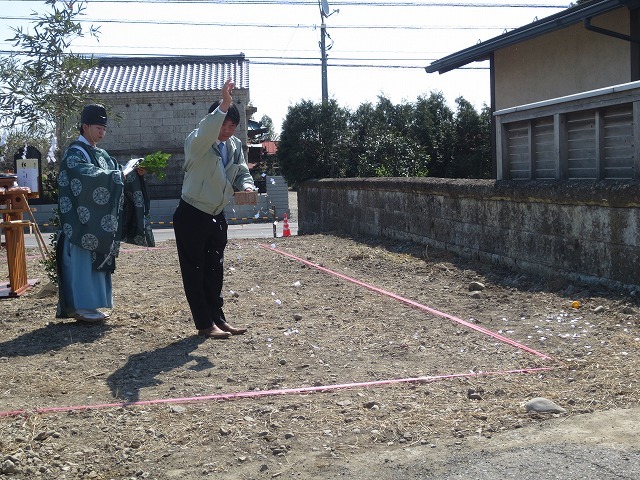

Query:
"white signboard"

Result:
[[16, 158, 40, 194]]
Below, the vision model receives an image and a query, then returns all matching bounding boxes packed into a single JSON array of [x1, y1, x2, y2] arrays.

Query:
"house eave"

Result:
[[425, 0, 636, 75]]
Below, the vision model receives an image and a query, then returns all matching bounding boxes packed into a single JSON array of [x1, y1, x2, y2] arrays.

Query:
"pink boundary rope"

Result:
[[259, 244, 554, 361], [0, 242, 559, 418], [0, 367, 555, 418]]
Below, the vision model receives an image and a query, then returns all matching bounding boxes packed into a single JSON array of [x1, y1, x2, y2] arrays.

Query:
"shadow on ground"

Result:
[[106, 335, 210, 402]]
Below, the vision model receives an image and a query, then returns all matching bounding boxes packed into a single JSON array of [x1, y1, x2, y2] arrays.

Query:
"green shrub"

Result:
[[140, 151, 171, 180], [40, 208, 59, 285]]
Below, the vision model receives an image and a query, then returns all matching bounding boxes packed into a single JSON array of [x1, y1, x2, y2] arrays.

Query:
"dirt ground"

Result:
[[0, 227, 639, 479]]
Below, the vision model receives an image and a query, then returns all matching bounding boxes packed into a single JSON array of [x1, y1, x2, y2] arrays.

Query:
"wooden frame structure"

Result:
[[1, 191, 47, 296]]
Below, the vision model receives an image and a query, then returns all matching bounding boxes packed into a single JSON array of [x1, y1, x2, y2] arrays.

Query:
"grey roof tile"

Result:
[[83, 55, 249, 93]]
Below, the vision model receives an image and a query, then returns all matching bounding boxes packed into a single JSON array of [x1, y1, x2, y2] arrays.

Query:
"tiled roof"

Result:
[[83, 55, 249, 93], [248, 119, 268, 138]]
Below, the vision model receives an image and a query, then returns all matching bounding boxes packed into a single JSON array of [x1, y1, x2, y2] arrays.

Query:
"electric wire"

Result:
[[0, 16, 532, 30], [0, 1, 557, 72], [0, 1, 571, 7], [0, 48, 488, 69]]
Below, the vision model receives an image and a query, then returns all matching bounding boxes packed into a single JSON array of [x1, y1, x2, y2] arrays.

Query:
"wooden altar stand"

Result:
[[1, 189, 47, 297]]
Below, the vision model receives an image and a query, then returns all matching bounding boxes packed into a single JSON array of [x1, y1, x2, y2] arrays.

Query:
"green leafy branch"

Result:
[[140, 151, 171, 180]]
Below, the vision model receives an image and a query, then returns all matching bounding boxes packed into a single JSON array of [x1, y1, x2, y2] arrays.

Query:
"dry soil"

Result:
[[0, 229, 639, 479]]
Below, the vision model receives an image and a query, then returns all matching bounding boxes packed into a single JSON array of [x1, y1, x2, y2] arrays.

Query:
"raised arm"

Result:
[[219, 78, 234, 113]]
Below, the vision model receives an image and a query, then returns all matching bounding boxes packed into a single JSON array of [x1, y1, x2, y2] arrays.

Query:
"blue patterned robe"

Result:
[[56, 137, 154, 317]]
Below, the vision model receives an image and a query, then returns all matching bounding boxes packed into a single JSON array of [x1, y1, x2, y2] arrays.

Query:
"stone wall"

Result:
[[298, 178, 640, 290]]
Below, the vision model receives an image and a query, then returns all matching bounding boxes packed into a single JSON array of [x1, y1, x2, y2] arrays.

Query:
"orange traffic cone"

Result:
[[282, 213, 291, 237]]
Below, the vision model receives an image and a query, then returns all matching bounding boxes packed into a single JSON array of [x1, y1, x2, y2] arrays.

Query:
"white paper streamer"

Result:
[[47, 135, 58, 163]]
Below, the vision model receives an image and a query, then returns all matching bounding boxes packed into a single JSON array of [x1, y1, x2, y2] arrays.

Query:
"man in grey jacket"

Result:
[[174, 79, 256, 339]]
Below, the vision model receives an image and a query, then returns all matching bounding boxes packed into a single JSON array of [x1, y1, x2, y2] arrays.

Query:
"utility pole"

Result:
[[320, 16, 328, 105], [319, 0, 330, 105]]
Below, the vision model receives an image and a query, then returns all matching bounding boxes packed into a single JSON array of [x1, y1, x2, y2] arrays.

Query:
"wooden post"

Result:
[[633, 101, 640, 180], [527, 120, 534, 179], [554, 113, 568, 179], [495, 116, 506, 180], [595, 109, 605, 180], [2, 220, 29, 295]]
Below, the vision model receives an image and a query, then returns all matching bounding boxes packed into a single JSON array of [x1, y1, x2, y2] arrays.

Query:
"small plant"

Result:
[[140, 151, 171, 180], [40, 208, 60, 285]]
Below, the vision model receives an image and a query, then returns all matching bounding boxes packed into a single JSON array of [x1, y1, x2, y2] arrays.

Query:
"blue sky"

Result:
[[0, 1, 570, 134]]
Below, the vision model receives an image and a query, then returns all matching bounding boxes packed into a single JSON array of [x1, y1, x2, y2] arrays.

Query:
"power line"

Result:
[[0, 1, 570, 7], [0, 16, 534, 30], [0, 0, 557, 70], [0, 48, 437, 63], [0, 40, 452, 55], [0, 48, 489, 69], [250, 60, 488, 69]]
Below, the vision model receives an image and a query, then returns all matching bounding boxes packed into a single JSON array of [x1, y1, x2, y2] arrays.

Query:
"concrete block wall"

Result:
[[82, 90, 251, 199], [298, 178, 640, 290], [95, 90, 250, 154]]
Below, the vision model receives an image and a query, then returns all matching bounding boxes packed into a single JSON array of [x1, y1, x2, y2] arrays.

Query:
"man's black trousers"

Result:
[[173, 199, 228, 330]]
